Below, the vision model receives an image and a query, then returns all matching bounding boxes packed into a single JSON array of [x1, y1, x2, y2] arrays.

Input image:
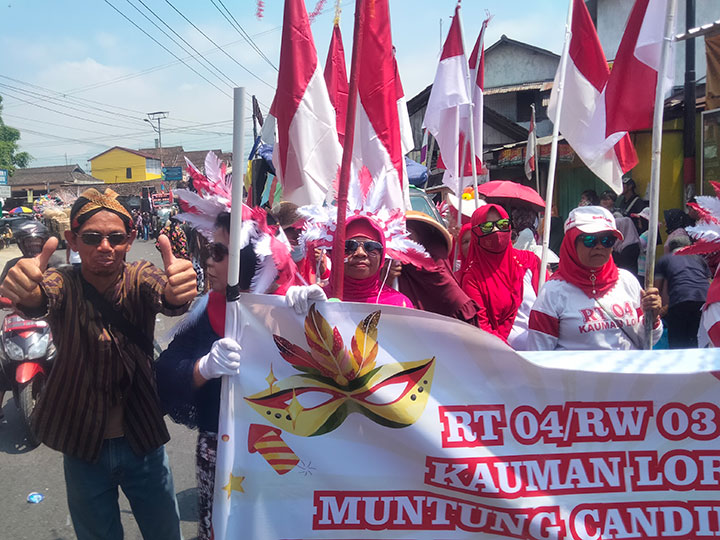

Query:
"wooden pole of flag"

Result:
[[330, 0, 364, 300], [539, 0, 574, 289], [643, 0, 678, 349]]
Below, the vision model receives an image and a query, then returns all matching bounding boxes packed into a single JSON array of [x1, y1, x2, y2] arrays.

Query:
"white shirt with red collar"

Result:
[[527, 269, 662, 351]]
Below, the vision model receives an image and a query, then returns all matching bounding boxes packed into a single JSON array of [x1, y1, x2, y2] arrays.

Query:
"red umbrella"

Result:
[[477, 180, 545, 210]]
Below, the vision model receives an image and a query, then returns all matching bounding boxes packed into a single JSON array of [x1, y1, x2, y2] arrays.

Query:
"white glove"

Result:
[[285, 284, 328, 314], [197, 337, 242, 380]]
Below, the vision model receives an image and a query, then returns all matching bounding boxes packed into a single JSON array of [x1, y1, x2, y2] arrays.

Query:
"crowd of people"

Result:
[[0, 171, 717, 539]]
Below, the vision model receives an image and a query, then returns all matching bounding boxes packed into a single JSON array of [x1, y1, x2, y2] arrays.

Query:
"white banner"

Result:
[[213, 295, 720, 540]]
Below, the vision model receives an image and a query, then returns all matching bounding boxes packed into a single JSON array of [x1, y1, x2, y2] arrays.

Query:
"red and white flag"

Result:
[[347, 0, 406, 212], [423, 5, 472, 194], [525, 104, 536, 181], [548, 0, 638, 194], [268, 0, 342, 206], [605, 0, 676, 134], [324, 21, 349, 147], [465, 17, 489, 175]]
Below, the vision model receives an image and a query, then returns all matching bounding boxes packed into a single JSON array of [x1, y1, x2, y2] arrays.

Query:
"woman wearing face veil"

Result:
[[461, 204, 543, 349]]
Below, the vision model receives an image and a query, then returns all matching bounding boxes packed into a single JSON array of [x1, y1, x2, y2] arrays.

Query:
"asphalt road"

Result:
[[0, 238, 200, 540]]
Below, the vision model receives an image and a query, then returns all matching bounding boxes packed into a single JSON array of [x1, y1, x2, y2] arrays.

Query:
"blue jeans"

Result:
[[63, 437, 182, 540]]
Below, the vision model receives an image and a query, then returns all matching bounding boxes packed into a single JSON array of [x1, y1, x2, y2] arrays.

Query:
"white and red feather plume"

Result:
[[173, 151, 297, 294], [298, 205, 433, 270]]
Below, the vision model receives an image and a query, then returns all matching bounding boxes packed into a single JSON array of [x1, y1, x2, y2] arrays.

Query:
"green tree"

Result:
[[0, 95, 32, 175]]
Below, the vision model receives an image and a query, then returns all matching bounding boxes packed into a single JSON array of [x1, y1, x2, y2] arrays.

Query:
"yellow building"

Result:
[[89, 147, 162, 184]]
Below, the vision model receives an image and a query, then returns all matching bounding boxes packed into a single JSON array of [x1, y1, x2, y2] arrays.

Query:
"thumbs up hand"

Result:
[[158, 234, 197, 306], [0, 236, 58, 307]]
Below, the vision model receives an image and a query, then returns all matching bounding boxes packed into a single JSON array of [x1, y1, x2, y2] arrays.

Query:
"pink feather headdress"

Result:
[[678, 181, 720, 269], [298, 205, 433, 270], [173, 151, 297, 294]]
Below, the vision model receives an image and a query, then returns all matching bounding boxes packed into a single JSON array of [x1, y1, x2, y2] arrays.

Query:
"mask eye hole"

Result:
[[361, 381, 409, 405], [293, 390, 336, 409]]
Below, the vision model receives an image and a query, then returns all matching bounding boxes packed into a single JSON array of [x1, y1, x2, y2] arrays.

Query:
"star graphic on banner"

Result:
[[222, 473, 245, 499]]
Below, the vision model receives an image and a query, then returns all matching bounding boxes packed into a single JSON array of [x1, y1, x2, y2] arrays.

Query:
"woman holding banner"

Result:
[[156, 209, 297, 540], [527, 206, 662, 350], [461, 204, 543, 349]]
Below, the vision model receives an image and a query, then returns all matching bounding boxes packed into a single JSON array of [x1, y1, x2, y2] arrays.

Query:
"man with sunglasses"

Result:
[[0, 188, 196, 540], [528, 206, 661, 351]]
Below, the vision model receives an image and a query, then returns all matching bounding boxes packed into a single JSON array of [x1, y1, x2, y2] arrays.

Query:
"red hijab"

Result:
[[461, 204, 541, 339], [551, 227, 619, 298], [329, 216, 413, 307]]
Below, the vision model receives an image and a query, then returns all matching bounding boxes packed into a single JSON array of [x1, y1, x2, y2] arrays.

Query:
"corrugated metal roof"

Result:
[[484, 81, 553, 96]]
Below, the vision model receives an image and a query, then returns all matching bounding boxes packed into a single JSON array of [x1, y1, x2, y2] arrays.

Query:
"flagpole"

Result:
[[539, 0, 573, 289], [331, 0, 364, 300], [643, 0, 678, 349], [456, 2, 480, 209], [531, 104, 541, 194], [226, 87, 246, 316], [456, 106, 464, 232]]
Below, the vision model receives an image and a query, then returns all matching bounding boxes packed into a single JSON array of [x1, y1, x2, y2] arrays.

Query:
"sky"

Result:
[[0, 0, 568, 171]]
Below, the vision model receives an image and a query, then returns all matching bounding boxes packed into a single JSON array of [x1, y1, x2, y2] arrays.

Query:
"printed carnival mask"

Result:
[[245, 306, 435, 437]]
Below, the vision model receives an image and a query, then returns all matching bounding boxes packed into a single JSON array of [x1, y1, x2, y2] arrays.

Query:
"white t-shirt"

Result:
[[527, 269, 662, 351]]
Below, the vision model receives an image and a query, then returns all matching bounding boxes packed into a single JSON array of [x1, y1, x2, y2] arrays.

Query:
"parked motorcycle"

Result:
[[0, 300, 56, 447], [0, 221, 58, 446]]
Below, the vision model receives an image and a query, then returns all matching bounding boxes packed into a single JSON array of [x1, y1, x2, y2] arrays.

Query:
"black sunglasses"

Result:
[[475, 218, 511, 234], [345, 239, 383, 255], [580, 234, 618, 248], [208, 242, 229, 262], [78, 232, 129, 247]]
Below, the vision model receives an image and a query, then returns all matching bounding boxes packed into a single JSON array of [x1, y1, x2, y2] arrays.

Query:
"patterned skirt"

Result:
[[197, 431, 218, 540]]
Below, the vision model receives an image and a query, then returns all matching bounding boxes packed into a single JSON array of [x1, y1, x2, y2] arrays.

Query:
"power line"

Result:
[[0, 75, 240, 131], [125, 0, 238, 88], [0, 82, 149, 130], [209, 0, 278, 71], [1, 86, 149, 131], [103, 0, 233, 98], [162, 0, 275, 89], [17, 117, 251, 150]]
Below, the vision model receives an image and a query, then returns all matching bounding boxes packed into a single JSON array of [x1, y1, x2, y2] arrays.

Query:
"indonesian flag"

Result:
[[269, 0, 342, 206], [465, 17, 489, 173], [423, 5, 472, 194], [548, 0, 638, 194], [324, 22, 349, 147], [605, 0, 676, 134], [525, 106, 536, 180], [347, 0, 406, 212]]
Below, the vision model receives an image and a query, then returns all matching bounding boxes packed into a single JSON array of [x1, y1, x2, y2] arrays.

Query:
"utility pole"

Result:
[[683, 0, 696, 204], [145, 111, 169, 166]]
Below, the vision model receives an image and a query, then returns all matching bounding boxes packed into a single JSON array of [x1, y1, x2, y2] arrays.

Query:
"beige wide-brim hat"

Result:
[[405, 210, 453, 255]]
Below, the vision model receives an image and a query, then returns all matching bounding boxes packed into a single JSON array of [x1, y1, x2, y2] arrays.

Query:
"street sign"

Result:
[[0, 169, 7, 185], [151, 192, 172, 206], [162, 166, 183, 181], [0, 186, 11, 198]]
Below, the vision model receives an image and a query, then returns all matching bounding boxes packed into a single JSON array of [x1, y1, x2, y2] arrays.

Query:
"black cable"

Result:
[[1, 75, 234, 130], [1, 87, 147, 130], [103, 0, 232, 98], [162, 0, 274, 89], [126, 0, 238, 88], [209, 0, 278, 71], [0, 83, 149, 130]]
